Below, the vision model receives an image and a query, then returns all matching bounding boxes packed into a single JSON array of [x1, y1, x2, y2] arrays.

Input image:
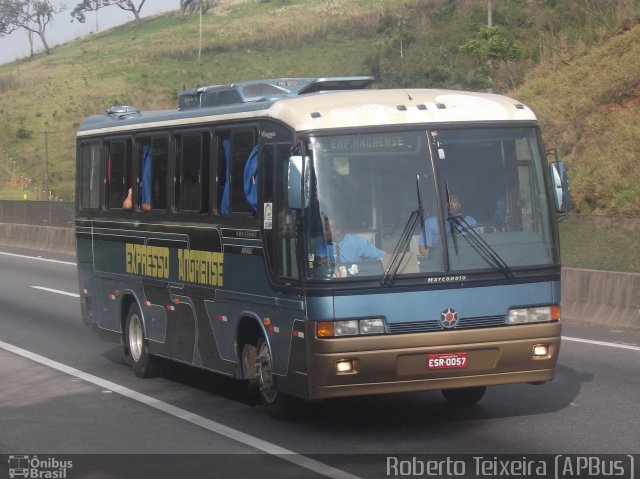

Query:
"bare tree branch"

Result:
[[0, 0, 63, 55]]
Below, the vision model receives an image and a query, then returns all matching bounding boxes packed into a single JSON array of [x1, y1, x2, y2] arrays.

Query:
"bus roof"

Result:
[[77, 89, 536, 137]]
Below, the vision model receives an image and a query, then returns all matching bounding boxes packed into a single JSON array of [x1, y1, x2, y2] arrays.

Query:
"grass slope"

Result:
[[513, 23, 640, 215]]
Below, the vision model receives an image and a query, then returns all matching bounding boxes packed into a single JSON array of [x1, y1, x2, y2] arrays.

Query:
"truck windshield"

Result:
[[303, 127, 555, 281]]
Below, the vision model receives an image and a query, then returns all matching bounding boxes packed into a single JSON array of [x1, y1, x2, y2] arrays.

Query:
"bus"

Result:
[[75, 77, 570, 418]]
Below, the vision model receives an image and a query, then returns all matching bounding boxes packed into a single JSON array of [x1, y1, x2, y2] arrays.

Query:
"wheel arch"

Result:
[[236, 313, 268, 377], [119, 294, 135, 328]]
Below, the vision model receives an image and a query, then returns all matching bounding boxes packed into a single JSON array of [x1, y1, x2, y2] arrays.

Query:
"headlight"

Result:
[[508, 305, 559, 324], [334, 320, 359, 336], [359, 318, 385, 335], [317, 318, 385, 337]]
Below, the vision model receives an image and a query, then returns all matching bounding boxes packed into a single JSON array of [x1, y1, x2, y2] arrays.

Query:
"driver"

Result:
[[315, 214, 385, 266]]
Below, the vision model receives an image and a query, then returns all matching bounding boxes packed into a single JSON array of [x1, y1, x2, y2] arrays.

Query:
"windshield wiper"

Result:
[[381, 175, 425, 287], [447, 214, 515, 279]]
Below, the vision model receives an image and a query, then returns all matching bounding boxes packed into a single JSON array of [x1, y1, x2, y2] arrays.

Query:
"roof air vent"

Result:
[[106, 105, 140, 120]]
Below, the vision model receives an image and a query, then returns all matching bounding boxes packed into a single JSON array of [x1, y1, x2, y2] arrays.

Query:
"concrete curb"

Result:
[[1, 223, 638, 330]]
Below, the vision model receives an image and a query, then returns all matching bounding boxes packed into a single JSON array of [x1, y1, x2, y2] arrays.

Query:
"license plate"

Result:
[[427, 352, 468, 370]]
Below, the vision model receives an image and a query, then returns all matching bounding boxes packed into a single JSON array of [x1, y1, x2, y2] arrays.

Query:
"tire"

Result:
[[240, 342, 260, 404], [124, 303, 158, 378], [441, 386, 486, 406], [256, 337, 290, 419]]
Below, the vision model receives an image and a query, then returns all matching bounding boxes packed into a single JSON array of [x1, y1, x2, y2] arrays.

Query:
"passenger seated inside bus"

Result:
[[315, 213, 385, 269], [418, 194, 476, 257]]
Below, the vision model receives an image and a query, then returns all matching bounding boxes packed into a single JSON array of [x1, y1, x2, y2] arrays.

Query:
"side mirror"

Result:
[[287, 155, 310, 209], [549, 159, 571, 213]]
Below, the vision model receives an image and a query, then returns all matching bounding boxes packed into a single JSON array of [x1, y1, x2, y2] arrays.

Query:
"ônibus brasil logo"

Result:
[[8, 455, 73, 479]]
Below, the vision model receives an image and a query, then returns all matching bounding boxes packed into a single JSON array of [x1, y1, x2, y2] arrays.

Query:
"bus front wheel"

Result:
[[124, 303, 157, 378], [256, 337, 290, 419], [441, 386, 486, 406]]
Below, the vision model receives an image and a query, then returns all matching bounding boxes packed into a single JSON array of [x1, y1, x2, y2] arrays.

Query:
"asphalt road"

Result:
[[0, 249, 638, 479]]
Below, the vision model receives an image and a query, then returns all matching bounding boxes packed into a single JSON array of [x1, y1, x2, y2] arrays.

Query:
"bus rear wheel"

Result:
[[124, 303, 158, 378], [441, 386, 486, 406], [256, 337, 290, 419]]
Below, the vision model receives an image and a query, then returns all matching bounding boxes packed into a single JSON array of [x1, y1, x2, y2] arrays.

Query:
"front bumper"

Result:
[[305, 321, 561, 399]]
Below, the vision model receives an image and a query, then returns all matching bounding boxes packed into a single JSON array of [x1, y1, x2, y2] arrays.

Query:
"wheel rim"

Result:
[[129, 314, 143, 362], [257, 340, 278, 404]]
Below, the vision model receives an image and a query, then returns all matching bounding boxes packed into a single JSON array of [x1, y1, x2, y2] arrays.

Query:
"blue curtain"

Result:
[[244, 145, 259, 212], [140, 144, 152, 206]]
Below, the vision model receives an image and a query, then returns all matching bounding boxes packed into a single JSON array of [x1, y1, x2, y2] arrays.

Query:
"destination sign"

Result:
[[324, 133, 416, 153]]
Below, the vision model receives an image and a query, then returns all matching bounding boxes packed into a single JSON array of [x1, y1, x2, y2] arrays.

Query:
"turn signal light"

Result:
[[317, 322, 334, 337]]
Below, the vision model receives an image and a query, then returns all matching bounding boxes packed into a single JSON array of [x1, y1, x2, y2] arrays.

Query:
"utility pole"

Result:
[[198, 0, 203, 64], [487, 0, 493, 92], [39, 130, 49, 201]]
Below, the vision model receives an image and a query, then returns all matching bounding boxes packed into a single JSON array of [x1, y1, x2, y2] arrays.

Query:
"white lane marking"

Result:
[[562, 336, 640, 351], [0, 251, 76, 266], [31, 286, 80, 298], [0, 340, 362, 479]]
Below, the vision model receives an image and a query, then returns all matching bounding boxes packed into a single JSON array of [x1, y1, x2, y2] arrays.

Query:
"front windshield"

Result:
[[303, 127, 555, 281]]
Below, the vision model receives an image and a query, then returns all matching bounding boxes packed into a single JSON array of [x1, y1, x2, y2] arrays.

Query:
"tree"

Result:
[[377, 5, 417, 59], [71, 0, 147, 24], [180, 0, 214, 20], [0, 0, 62, 55], [460, 26, 522, 90], [70, 0, 100, 26]]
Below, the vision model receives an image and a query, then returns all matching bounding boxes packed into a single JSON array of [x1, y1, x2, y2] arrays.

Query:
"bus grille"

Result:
[[386, 315, 506, 334]]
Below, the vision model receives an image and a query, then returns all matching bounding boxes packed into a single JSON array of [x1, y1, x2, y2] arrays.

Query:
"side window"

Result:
[[216, 129, 257, 214], [175, 132, 210, 213], [79, 142, 101, 210], [136, 137, 169, 211], [105, 139, 132, 210]]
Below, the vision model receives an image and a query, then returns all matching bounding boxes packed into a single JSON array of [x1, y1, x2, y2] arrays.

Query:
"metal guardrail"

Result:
[[0, 200, 74, 228]]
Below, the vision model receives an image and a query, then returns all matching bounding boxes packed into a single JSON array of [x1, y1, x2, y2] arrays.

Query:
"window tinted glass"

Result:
[[106, 140, 132, 210], [79, 142, 101, 210], [176, 134, 209, 212]]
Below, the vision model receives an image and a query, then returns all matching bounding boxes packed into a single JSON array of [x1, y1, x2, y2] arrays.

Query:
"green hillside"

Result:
[[0, 0, 639, 213], [514, 23, 640, 215]]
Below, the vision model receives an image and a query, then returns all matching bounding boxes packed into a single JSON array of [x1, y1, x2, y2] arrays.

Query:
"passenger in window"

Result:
[[123, 188, 133, 210], [315, 214, 385, 268], [418, 194, 476, 257]]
